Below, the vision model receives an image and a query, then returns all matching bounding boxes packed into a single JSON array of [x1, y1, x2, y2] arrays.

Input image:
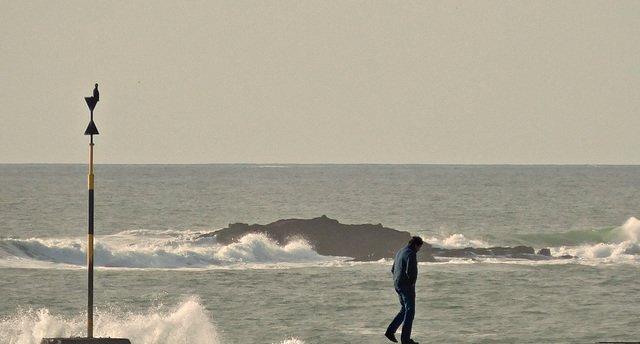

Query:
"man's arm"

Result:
[[405, 251, 418, 285]]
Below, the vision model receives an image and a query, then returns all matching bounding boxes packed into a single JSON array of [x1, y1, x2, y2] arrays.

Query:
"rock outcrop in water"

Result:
[[202, 215, 430, 261], [200, 216, 566, 262]]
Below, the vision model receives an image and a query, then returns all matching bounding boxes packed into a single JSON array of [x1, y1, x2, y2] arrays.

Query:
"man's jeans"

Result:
[[387, 285, 416, 343]]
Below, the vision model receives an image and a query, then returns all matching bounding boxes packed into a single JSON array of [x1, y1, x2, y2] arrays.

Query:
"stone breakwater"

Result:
[[199, 215, 572, 262]]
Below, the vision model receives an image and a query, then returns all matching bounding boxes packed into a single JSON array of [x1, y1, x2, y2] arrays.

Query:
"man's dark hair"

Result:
[[408, 236, 423, 247]]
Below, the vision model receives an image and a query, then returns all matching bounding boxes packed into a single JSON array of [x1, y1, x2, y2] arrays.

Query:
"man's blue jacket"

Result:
[[392, 245, 419, 288]]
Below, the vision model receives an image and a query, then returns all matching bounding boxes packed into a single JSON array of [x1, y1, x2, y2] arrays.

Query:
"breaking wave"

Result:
[[0, 231, 341, 269], [551, 217, 640, 260], [3, 217, 640, 268], [0, 297, 220, 344], [427, 233, 490, 250], [425, 217, 640, 263], [0, 296, 307, 344]]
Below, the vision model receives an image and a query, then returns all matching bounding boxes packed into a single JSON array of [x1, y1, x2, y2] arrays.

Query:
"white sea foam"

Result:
[[609, 217, 640, 243], [426, 218, 640, 263], [427, 233, 490, 249], [553, 241, 640, 260], [213, 233, 330, 264], [274, 339, 306, 344], [549, 217, 640, 262], [1, 238, 87, 268], [4, 218, 640, 269], [0, 231, 340, 269], [0, 298, 222, 344]]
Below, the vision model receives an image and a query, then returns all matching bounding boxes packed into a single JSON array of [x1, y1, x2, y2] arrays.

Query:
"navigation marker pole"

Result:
[[40, 85, 131, 344], [84, 91, 99, 339]]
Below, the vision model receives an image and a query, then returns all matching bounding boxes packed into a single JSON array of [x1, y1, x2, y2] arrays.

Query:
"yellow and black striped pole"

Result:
[[40, 84, 130, 344], [84, 85, 99, 339]]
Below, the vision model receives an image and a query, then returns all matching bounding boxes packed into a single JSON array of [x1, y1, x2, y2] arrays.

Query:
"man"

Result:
[[385, 236, 423, 344]]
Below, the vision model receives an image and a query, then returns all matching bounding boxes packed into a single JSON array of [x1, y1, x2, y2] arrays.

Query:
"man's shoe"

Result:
[[384, 332, 398, 343], [401, 340, 419, 344]]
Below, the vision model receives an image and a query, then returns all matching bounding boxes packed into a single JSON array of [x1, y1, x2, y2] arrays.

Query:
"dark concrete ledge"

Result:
[[41, 338, 131, 344]]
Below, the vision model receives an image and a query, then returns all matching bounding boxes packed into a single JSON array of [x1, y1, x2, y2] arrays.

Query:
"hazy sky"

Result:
[[1, 1, 639, 164]]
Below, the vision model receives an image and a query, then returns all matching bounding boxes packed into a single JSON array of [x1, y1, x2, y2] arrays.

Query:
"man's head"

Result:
[[408, 236, 423, 251]]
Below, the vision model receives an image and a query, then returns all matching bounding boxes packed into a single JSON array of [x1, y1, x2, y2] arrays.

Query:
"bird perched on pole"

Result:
[[93, 84, 99, 102]]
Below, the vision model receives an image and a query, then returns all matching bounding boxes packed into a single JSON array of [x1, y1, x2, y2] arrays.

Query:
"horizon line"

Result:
[[2, 162, 639, 167]]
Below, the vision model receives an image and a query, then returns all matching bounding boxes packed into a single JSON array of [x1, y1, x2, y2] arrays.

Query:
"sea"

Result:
[[1, 164, 640, 344]]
